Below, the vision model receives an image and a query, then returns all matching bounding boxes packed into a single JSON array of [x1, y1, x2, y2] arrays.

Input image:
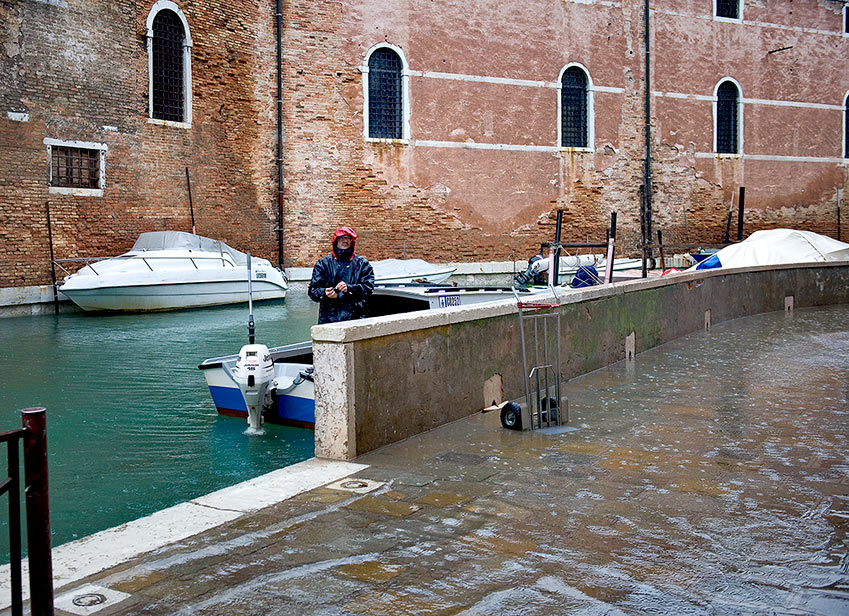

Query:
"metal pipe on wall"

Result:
[[643, 0, 653, 262], [275, 0, 285, 268]]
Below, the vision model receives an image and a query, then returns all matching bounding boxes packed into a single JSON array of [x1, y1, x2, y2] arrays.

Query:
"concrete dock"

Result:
[[25, 304, 849, 615]]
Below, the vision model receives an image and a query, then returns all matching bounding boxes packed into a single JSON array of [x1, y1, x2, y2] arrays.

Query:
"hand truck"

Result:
[[500, 288, 568, 431]]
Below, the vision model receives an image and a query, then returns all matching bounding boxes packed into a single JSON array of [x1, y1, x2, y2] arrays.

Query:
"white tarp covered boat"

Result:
[[693, 229, 849, 271], [58, 231, 287, 312], [371, 258, 456, 284]]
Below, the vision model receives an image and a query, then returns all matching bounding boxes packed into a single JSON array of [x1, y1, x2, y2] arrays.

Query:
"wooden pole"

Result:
[[736, 186, 745, 241], [657, 229, 665, 271], [45, 202, 59, 316], [838, 188, 842, 242], [21, 408, 53, 616], [185, 167, 196, 235]]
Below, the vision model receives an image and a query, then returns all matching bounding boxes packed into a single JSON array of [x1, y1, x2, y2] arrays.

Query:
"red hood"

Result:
[[332, 226, 357, 259]]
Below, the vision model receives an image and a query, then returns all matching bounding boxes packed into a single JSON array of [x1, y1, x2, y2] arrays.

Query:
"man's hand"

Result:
[[335, 281, 348, 294], [325, 287, 338, 298]]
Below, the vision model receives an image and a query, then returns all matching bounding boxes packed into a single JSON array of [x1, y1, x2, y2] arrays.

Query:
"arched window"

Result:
[[147, 1, 192, 125], [716, 80, 740, 154], [560, 66, 590, 148], [366, 47, 404, 140]]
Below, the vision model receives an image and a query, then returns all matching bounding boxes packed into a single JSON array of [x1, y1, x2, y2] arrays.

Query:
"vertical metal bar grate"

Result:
[[368, 48, 403, 139], [561, 68, 588, 148], [716, 0, 739, 18], [50, 147, 99, 189], [152, 9, 185, 122], [716, 82, 739, 154]]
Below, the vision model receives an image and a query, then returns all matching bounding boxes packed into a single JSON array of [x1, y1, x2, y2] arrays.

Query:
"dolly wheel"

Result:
[[500, 402, 523, 430]]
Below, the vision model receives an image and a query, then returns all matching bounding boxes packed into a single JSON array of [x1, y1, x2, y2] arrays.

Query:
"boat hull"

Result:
[[61, 279, 286, 312], [203, 363, 315, 429]]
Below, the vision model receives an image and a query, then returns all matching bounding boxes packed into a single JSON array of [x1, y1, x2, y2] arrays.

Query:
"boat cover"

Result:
[[131, 231, 248, 265], [372, 258, 454, 281], [694, 229, 849, 270]]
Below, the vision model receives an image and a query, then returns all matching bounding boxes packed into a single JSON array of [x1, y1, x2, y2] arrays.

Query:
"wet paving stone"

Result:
[[29, 306, 849, 616]]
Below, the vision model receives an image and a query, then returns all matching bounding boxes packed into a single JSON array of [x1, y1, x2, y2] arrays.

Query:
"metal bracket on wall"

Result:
[[625, 331, 636, 361], [705, 309, 711, 331], [785, 296, 794, 313]]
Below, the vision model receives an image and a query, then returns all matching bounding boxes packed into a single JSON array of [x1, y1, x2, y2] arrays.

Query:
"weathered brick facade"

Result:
[[1, 0, 847, 290]]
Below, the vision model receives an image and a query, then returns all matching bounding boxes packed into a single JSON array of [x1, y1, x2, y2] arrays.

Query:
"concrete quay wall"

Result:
[[311, 262, 849, 460]]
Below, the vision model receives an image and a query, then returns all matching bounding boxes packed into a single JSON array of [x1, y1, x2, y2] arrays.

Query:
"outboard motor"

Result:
[[232, 344, 274, 432]]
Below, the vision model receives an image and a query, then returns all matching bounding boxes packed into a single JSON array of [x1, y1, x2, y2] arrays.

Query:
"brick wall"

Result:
[[1, 0, 847, 290]]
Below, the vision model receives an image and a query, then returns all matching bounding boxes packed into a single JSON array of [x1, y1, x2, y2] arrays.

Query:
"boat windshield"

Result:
[[131, 231, 248, 265]]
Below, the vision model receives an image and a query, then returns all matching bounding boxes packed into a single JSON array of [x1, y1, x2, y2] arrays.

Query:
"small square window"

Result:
[[50, 146, 100, 189], [716, 0, 740, 19]]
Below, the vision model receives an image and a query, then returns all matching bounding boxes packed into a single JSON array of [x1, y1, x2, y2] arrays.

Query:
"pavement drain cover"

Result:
[[326, 477, 384, 494], [55, 584, 131, 615], [537, 425, 580, 435]]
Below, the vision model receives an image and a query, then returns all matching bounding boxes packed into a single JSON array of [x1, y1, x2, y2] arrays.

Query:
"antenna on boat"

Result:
[[247, 253, 255, 344]]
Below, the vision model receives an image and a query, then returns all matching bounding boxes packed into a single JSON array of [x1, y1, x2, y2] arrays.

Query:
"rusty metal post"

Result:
[[737, 186, 745, 241], [21, 408, 53, 616]]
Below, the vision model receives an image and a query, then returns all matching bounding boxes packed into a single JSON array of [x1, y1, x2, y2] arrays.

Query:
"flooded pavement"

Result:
[[37, 305, 849, 614]]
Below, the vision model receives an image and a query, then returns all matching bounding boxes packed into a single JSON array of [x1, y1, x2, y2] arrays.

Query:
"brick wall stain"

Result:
[[1, 0, 847, 289]]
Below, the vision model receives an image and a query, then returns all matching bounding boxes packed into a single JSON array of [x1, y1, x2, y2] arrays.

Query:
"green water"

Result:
[[0, 293, 318, 562]]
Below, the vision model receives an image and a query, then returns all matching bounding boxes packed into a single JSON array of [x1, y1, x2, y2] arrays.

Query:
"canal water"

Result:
[[0, 292, 318, 562]]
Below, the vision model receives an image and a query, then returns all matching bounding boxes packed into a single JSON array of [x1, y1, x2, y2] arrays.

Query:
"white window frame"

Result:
[[557, 62, 595, 152], [844, 91, 849, 159], [713, 0, 743, 22], [146, 0, 193, 128], [713, 78, 744, 156], [44, 138, 108, 197], [844, 4, 849, 36], [362, 43, 410, 144]]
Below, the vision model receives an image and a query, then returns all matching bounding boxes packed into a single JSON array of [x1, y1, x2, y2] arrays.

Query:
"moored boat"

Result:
[[58, 231, 287, 312], [199, 341, 315, 428]]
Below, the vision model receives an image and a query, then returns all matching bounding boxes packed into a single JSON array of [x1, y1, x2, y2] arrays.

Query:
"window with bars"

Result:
[[716, 0, 740, 19], [152, 9, 185, 122], [368, 48, 403, 140], [561, 67, 589, 148], [716, 81, 740, 154], [50, 146, 101, 189]]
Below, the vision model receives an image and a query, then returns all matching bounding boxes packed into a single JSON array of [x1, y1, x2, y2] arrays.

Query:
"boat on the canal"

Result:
[[57, 231, 288, 312], [199, 341, 315, 428], [372, 258, 456, 284], [692, 228, 849, 271]]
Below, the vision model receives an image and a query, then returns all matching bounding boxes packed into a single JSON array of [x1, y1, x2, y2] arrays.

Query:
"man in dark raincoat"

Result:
[[308, 226, 375, 324]]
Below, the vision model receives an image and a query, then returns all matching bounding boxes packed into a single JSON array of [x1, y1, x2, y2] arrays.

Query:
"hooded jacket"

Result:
[[308, 227, 375, 324]]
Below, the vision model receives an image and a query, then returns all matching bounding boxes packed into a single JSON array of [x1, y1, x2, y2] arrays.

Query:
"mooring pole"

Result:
[[838, 188, 842, 242], [185, 168, 196, 235], [45, 202, 59, 316], [737, 186, 745, 241], [656, 229, 665, 271], [21, 408, 53, 616], [724, 190, 734, 244], [552, 209, 563, 286], [605, 211, 617, 284]]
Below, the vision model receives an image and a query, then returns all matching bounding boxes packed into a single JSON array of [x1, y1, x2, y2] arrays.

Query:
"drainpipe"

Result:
[[275, 0, 285, 268], [643, 0, 653, 262]]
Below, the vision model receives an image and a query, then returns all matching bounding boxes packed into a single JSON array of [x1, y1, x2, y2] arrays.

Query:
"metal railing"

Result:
[[2, 408, 54, 616]]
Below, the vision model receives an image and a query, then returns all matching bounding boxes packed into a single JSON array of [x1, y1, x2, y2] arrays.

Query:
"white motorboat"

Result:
[[692, 229, 849, 271], [371, 258, 456, 284], [57, 231, 287, 312]]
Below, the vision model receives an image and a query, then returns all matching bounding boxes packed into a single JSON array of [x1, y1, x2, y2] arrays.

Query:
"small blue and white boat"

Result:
[[198, 340, 315, 429]]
